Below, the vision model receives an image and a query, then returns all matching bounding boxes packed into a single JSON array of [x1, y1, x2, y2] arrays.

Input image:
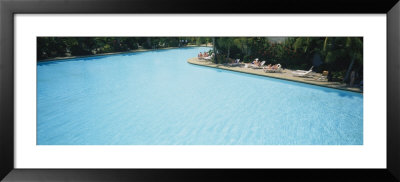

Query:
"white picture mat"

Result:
[[14, 14, 386, 168]]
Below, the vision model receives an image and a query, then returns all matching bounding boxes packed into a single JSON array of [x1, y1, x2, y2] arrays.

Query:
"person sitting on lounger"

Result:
[[203, 53, 214, 60], [198, 52, 203, 58], [204, 52, 209, 57], [263, 64, 273, 70], [252, 58, 259, 65], [263, 64, 272, 70], [264, 64, 282, 73]]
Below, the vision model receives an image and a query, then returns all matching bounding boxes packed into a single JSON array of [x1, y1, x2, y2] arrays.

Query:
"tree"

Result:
[[342, 37, 363, 82], [233, 37, 250, 62], [216, 37, 234, 59], [212, 37, 217, 63]]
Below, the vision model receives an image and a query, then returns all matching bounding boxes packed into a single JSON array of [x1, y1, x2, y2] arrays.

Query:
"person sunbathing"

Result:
[[263, 64, 272, 70], [204, 52, 209, 57], [252, 58, 259, 65], [198, 52, 203, 58]]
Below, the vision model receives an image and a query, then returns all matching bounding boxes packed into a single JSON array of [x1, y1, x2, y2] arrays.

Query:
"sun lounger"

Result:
[[203, 53, 214, 60], [203, 56, 212, 60], [249, 61, 265, 69], [228, 59, 242, 66], [259, 61, 266, 67], [295, 66, 314, 73], [264, 64, 282, 73], [292, 69, 313, 77], [292, 66, 314, 77]]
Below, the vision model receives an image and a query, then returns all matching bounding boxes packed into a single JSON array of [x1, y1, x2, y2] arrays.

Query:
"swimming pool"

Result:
[[37, 47, 363, 145]]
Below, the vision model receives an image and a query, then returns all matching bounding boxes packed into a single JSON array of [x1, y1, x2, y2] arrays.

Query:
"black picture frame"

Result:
[[1, 0, 399, 181]]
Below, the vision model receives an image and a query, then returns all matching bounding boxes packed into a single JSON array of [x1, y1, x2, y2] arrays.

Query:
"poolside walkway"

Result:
[[187, 58, 362, 93]]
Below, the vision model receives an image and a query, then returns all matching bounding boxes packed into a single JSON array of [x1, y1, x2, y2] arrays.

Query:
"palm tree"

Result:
[[342, 37, 363, 82], [321, 37, 363, 82]]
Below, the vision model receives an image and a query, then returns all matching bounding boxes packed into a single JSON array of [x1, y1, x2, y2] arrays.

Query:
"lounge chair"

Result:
[[203, 53, 214, 60], [264, 64, 282, 73], [259, 61, 266, 67], [295, 66, 314, 73], [292, 69, 313, 77], [228, 59, 242, 66], [249, 61, 265, 69], [291, 66, 314, 77]]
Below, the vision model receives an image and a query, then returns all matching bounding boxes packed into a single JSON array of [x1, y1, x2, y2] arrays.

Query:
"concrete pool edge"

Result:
[[187, 58, 363, 93]]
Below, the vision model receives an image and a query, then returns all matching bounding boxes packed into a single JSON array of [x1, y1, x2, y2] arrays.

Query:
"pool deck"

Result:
[[187, 57, 362, 93]]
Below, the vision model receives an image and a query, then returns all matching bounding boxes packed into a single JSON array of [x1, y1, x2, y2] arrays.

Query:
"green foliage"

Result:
[[37, 37, 204, 60]]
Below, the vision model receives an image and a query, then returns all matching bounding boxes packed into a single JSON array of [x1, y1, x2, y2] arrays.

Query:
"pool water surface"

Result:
[[37, 47, 363, 145]]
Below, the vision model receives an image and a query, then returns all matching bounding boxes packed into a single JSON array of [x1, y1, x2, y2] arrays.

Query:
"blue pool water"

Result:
[[37, 47, 363, 145]]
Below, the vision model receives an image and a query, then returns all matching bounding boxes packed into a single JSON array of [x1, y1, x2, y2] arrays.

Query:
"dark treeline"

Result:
[[213, 37, 363, 82], [37, 37, 211, 60], [37, 37, 362, 83]]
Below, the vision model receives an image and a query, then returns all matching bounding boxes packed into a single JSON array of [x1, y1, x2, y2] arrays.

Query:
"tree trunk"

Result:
[[146, 37, 151, 49], [242, 43, 246, 62], [213, 37, 217, 63], [227, 44, 230, 59], [343, 56, 355, 83]]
